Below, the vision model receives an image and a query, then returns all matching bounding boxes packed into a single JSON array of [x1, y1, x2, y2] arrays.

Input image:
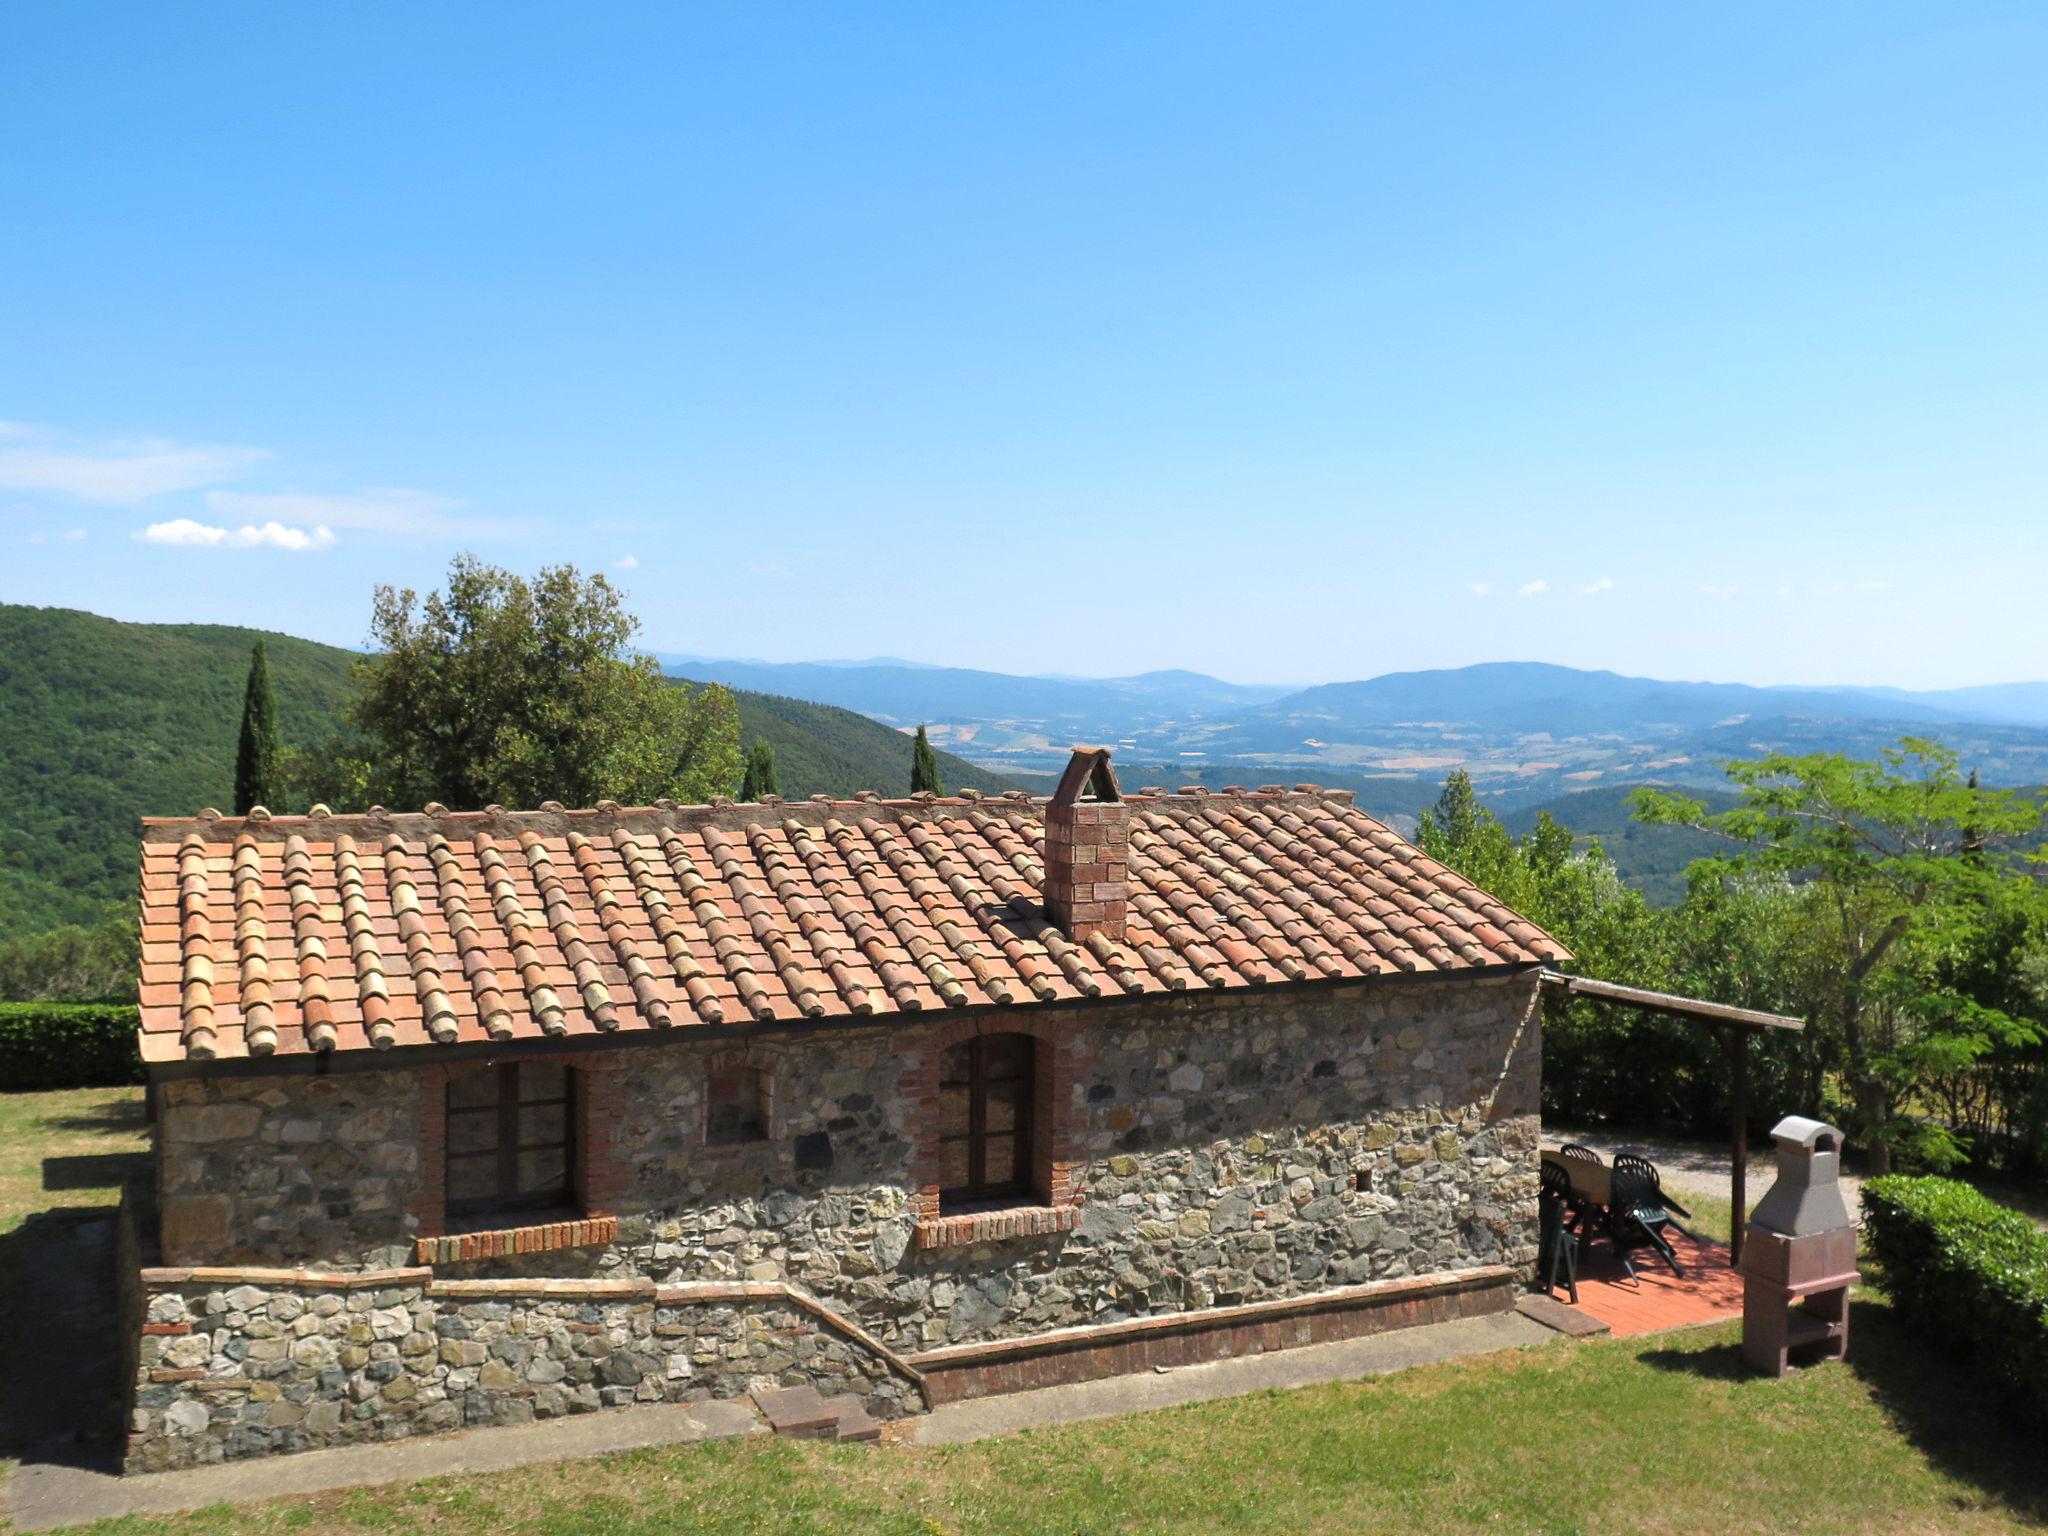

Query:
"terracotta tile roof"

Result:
[[137, 787, 1569, 1064]]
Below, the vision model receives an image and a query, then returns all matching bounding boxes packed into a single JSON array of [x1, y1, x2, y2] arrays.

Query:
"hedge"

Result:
[[1862, 1176, 2048, 1427], [0, 1003, 144, 1092]]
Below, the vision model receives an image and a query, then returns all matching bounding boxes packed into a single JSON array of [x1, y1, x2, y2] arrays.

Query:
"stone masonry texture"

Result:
[[129, 1280, 908, 1472], [134, 971, 1542, 1467]]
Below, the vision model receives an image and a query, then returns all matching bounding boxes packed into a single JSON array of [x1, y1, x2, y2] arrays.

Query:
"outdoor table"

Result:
[[1541, 1148, 1611, 1206]]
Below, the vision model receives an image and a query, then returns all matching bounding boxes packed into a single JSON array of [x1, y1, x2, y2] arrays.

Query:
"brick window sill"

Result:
[[416, 1214, 618, 1265], [915, 1204, 1081, 1250]]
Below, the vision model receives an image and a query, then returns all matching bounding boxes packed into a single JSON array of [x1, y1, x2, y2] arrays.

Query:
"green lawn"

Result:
[[5, 1090, 2047, 1535], [43, 1301, 2048, 1536], [0, 1086, 150, 1236]]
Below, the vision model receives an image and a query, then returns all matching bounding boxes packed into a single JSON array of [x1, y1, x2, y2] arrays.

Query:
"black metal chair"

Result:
[[1605, 1154, 1686, 1280], [1537, 1159, 1582, 1303], [1559, 1142, 1602, 1166]]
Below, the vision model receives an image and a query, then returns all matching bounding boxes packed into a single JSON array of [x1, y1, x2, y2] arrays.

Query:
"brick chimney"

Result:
[[1043, 746, 1126, 941]]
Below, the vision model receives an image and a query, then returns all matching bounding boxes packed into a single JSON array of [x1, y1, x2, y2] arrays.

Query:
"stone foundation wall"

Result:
[[128, 1272, 918, 1473], [152, 972, 1542, 1363]]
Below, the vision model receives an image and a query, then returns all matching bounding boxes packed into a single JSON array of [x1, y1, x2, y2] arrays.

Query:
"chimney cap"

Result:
[[1052, 746, 1121, 806]]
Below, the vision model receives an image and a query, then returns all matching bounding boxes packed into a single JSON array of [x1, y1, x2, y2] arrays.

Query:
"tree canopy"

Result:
[[335, 555, 743, 811], [1633, 740, 2048, 1170]]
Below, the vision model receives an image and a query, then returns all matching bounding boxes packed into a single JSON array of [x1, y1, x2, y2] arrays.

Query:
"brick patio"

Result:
[[1557, 1229, 1745, 1338]]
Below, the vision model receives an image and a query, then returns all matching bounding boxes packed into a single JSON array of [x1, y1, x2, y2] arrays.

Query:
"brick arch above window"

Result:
[[909, 1014, 1085, 1249]]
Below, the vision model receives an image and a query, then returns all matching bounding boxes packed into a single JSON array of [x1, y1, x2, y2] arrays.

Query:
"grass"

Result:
[[6, 1090, 2047, 1535], [39, 1299, 2048, 1536], [0, 1086, 149, 1235]]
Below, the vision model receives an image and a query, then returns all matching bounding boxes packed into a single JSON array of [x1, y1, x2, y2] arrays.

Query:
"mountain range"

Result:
[[663, 654, 2048, 808], [8, 604, 2046, 943]]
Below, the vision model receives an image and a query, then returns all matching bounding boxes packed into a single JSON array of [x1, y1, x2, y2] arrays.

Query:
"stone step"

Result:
[[750, 1385, 840, 1439], [824, 1396, 882, 1443], [1515, 1290, 1611, 1338]]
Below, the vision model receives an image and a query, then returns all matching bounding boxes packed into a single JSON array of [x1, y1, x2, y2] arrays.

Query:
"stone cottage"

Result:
[[125, 748, 1566, 1470]]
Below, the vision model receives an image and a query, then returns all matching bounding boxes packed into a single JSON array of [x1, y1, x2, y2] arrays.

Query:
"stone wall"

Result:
[[152, 971, 1542, 1361], [155, 1072, 425, 1269], [128, 1273, 918, 1473]]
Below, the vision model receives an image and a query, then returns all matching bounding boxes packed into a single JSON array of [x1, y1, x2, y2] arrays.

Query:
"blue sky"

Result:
[[4, 4, 2045, 689]]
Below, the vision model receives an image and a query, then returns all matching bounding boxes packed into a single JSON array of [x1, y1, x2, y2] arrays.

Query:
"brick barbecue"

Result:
[[1740, 1116, 1857, 1375]]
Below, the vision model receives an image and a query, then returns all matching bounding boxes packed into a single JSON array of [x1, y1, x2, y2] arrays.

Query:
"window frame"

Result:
[[443, 1061, 578, 1225], [938, 1032, 1038, 1211]]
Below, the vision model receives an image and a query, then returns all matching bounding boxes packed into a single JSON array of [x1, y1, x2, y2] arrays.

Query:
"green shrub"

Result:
[[0, 1003, 143, 1091], [1862, 1175, 2048, 1426]]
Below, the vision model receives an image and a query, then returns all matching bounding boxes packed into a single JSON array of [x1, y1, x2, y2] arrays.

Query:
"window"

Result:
[[938, 1033, 1036, 1210], [445, 1062, 576, 1223], [706, 1064, 769, 1146]]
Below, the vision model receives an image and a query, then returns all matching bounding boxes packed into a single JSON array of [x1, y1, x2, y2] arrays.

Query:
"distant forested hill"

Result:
[[0, 607, 358, 936], [0, 606, 1019, 940]]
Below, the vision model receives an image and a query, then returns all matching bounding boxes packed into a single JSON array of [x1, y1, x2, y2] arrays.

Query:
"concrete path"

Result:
[[3, 1398, 763, 1534], [911, 1310, 1550, 1445]]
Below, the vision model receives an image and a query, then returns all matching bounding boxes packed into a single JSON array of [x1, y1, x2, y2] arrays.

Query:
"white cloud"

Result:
[[749, 561, 793, 580], [1575, 576, 1614, 596], [0, 421, 266, 504], [206, 486, 474, 535], [1467, 581, 1493, 597], [139, 518, 335, 551], [24, 527, 88, 546], [1517, 579, 1549, 598], [613, 555, 638, 570], [1698, 583, 1740, 599], [1853, 579, 1889, 592]]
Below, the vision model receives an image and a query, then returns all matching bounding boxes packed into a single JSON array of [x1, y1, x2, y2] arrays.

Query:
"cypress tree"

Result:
[[738, 740, 779, 801], [233, 642, 282, 814], [910, 724, 945, 797]]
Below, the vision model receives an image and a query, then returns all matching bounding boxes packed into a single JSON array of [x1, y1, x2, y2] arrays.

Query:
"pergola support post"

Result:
[[1719, 1024, 1750, 1268]]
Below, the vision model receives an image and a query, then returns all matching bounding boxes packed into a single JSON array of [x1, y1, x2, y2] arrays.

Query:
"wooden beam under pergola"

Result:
[[1538, 970, 1804, 1267]]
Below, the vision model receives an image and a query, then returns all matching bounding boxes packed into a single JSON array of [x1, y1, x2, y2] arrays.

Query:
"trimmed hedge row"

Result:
[[1862, 1176, 2048, 1426], [0, 1003, 144, 1091]]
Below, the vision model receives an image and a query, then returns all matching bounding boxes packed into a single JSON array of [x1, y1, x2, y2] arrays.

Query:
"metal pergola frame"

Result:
[[1538, 970, 1805, 1267]]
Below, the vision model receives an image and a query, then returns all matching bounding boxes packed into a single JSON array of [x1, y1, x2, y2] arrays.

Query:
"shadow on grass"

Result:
[[43, 1096, 150, 1135], [1635, 1339, 1750, 1382], [1642, 1296, 2048, 1520], [44, 1150, 149, 1191], [0, 1210, 128, 1473]]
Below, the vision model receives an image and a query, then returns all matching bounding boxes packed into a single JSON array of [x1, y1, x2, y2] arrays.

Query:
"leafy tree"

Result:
[[910, 723, 945, 796], [346, 555, 742, 810], [0, 911, 139, 1001], [1418, 771, 1673, 1126], [739, 740, 779, 802], [233, 642, 283, 814], [279, 735, 379, 814], [1634, 739, 2048, 1172]]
